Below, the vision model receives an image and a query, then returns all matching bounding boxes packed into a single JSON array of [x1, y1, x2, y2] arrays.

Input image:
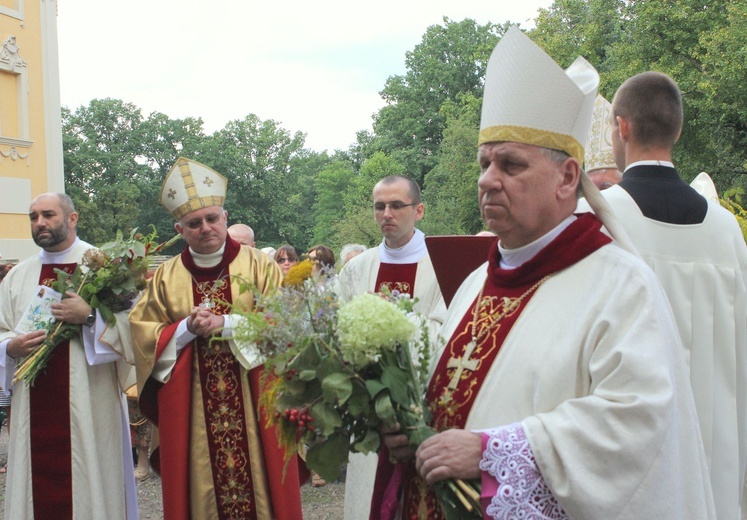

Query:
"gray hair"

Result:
[[340, 244, 367, 266]]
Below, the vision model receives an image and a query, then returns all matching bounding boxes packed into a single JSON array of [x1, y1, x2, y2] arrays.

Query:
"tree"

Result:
[[421, 94, 483, 236], [197, 114, 307, 248], [312, 160, 356, 246], [370, 18, 504, 184]]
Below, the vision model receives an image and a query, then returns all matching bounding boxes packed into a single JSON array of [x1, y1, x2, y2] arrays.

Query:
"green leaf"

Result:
[[305, 433, 349, 483], [381, 365, 411, 407], [374, 392, 397, 427], [298, 369, 316, 381], [310, 401, 342, 437], [365, 379, 387, 399], [346, 382, 371, 417], [353, 429, 380, 454], [321, 372, 353, 405]]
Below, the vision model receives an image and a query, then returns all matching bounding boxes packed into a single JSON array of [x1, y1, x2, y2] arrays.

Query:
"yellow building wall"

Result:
[[0, 1, 63, 260]]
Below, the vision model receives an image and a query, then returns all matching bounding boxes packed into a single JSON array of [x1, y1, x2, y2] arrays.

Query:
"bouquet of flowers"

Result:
[[231, 263, 481, 519], [14, 227, 180, 385]]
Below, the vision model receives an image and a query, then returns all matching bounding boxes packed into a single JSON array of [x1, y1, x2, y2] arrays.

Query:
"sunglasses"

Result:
[[277, 257, 295, 263]]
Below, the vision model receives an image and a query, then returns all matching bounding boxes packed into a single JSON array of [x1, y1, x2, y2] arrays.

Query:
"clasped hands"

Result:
[[186, 307, 224, 338], [7, 292, 91, 359], [381, 423, 483, 485]]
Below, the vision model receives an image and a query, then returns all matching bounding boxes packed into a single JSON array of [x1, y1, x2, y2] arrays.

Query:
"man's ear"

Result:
[[68, 211, 79, 227], [558, 157, 581, 200], [174, 221, 183, 235], [617, 115, 630, 142]]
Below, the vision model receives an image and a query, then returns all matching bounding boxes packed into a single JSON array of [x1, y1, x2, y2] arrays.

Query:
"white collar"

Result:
[[378, 228, 427, 264], [190, 243, 226, 268], [39, 237, 81, 264], [498, 215, 576, 269], [625, 160, 674, 172]]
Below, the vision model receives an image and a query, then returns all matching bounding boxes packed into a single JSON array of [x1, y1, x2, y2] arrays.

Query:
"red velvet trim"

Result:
[[138, 320, 191, 519], [29, 262, 76, 520], [248, 366, 304, 520], [156, 342, 193, 520], [375, 263, 418, 296]]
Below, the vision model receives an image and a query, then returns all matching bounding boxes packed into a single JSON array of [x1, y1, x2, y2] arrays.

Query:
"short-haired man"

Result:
[[129, 158, 303, 520], [379, 27, 714, 519], [339, 174, 445, 520], [0, 193, 138, 519], [227, 223, 255, 247], [583, 71, 747, 520]]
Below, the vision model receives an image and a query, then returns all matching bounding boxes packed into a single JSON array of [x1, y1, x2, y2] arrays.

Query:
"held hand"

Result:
[[381, 422, 415, 463], [188, 307, 225, 338], [51, 292, 92, 325], [7, 330, 47, 359], [415, 429, 482, 485]]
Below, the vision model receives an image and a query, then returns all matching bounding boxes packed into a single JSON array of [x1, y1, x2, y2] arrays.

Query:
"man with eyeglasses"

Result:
[[129, 157, 304, 520], [339, 174, 445, 520]]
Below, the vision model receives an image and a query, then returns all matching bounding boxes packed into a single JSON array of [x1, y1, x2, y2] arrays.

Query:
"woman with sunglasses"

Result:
[[274, 245, 299, 276]]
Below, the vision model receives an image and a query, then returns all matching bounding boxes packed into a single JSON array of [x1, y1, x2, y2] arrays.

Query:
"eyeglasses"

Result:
[[182, 213, 223, 230], [277, 257, 295, 264], [373, 201, 417, 212]]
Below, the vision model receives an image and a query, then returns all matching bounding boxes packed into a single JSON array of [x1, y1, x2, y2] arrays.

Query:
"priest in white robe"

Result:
[[377, 27, 716, 520], [0, 193, 137, 520], [339, 174, 445, 520], [578, 71, 747, 520]]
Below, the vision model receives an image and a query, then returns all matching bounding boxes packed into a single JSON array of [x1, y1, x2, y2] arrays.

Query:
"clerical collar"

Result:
[[39, 237, 80, 263], [498, 215, 576, 269], [625, 160, 674, 172], [190, 243, 226, 268], [378, 228, 426, 264]]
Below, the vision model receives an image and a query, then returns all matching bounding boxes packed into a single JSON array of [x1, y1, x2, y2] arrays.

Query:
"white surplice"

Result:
[[440, 241, 716, 519], [0, 238, 137, 520]]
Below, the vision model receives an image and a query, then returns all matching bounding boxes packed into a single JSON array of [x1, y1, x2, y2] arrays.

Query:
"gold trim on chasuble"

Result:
[[189, 274, 270, 519], [403, 287, 534, 519]]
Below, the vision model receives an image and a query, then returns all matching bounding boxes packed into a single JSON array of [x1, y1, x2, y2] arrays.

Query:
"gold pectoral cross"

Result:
[[447, 339, 479, 389]]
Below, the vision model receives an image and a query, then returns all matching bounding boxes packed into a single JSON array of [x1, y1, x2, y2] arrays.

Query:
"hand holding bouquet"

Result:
[[14, 227, 180, 385], [231, 265, 480, 519]]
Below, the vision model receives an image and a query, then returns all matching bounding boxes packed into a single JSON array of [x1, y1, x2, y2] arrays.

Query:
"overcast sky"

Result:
[[56, 1, 553, 152]]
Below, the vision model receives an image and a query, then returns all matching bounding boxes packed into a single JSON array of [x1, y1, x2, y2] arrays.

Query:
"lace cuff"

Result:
[[479, 423, 567, 520]]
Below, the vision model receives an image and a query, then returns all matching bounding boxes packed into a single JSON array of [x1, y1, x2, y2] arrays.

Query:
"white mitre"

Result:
[[480, 27, 638, 255], [160, 157, 227, 220], [479, 26, 599, 163], [584, 95, 616, 173]]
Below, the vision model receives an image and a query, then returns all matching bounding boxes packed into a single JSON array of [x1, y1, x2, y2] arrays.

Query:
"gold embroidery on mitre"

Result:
[[479, 124, 584, 163]]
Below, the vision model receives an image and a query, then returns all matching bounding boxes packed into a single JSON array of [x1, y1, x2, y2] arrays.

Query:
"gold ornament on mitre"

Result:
[[584, 95, 616, 173], [160, 157, 227, 220], [479, 26, 599, 163]]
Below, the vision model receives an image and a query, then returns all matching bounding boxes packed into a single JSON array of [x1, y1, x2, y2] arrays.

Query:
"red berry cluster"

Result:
[[279, 408, 315, 433]]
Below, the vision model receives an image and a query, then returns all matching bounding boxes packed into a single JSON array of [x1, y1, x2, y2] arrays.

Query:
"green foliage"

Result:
[[370, 17, 504, 184], [422, 94, 483, 236], [59, 10, 747, 255]]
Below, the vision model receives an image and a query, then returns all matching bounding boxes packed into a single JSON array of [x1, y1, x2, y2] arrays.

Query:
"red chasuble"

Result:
[[375, 262, 418, 296], [30, 262, 77, 520], [373, 214, 611, 520]]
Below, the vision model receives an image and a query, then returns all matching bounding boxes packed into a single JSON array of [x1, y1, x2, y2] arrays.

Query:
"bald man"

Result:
[[227, 223, 255, 247]]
